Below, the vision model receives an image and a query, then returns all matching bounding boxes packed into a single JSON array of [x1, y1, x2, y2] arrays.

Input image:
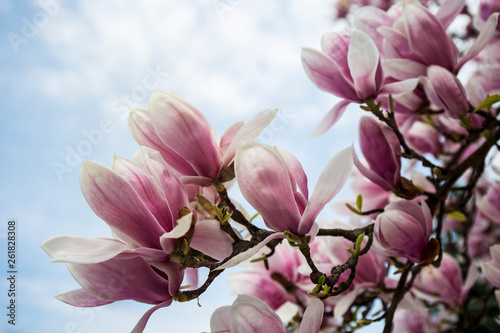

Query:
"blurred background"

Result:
[[0, 0, 370, 331]]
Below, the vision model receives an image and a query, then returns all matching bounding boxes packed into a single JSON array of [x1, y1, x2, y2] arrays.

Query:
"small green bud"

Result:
[[355, 233, 365, 253], [173, 292, 189, 302], [356, 194, 363, 212]]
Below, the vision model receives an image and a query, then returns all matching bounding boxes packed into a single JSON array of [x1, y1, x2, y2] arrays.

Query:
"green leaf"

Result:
[[448, 211, 467, 222], [473, 94, 500, 114], [356, 194, 363, 212], [345, 203, 361, 215], [355, 233, 365, 253]]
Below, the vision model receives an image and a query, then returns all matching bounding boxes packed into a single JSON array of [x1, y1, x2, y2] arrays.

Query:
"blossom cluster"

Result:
[[43, 0, 500, 332]]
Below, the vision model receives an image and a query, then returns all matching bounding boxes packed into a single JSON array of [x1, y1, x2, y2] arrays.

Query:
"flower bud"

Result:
[[354, 116, 401, 191], [424, 65, 469, 118], [373, 199, 432, 262]]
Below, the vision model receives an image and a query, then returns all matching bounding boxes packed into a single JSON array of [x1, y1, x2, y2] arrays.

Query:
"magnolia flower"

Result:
[[406, 121, 443, 157], [228, 242, 310, 312], [373, 199, 433, 263], [376, 3, 498, 79], [236, 141, 352, 235], [393, 295, 441, 333], [210, 295, 324, 333], [353, 116, 401, 191], [129, 91, 277, 185], [481, 244, 500, 288], [414, 253, 479, 307], [42, 147, 234, 332], [477, 185, 500, 224], [214, 143, 353, 271], [301, 30, 383, 136], [479, 0, 500, 30]]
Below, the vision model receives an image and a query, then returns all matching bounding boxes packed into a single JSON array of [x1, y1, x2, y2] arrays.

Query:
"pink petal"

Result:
[[334, 286, 361, 318], [348, 30, 382, 99], [66, 257, 174, 304], [41, 235, 168, 264], [461, 263, 479, 304], [228, 272, 293, 310], [235, 140, 301, 233], [190, 220, 234, 261], [426, 66, 469, 118], [230, 302, 286, 333], [381, 58, 427, 81], [210, 306, 232, 331], [379, 78, 420, 95], [354, 7, 394, 51], [220, 121, 245, 156], [436, 0, 465, 29], [55, 289, 113, 307], [359, 117, 399, 187], [133, 147, 189, 224], [299, 147, 353, 235], [79, 161, 165, 248], [215, 232, 285, 270], [128, 108, 197, 176], [179, 176, 214, 187], [148, 92, 221, 178], [310, 100, 351, 138], [404, 4, 457, 70], [378, 26, 416, 60], [457, 13, 500, 71], [273, 146, 309, 199], [353, 148, 393, 191], [131, 300, 173, 333], [149, 261, 184, 296], [112, 155, 175, 232], [301, 48, 358, 101], [321, 32, 352, 81], [299, 299, 324, 333], [221, 109, 278, 169]]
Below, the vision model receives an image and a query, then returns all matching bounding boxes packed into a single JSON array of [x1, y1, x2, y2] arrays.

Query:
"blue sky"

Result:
[[0, 1, 374, 332]]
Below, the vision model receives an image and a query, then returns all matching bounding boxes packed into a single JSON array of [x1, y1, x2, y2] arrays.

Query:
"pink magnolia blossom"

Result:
[[353, 116, 401, 191], [210, 295, 324, 333], [228, 242, 310, 312], [301, 30, 383, 135], [376, 3, 498, 78], [128, 91, 277, 184], [466, 64, 500, 108], [406, 121, 443, 157], [42, 147, 234, 332], [373, 199, 433, 263], [481, 244, 500, 288], [479, 0, 500, 30], [235, 141, 353, 235], [414, 253, 479, 307], [477, 185, 500, 224], [393, 296, 441, 333]]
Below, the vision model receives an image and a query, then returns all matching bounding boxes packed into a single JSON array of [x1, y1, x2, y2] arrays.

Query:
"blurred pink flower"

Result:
[[414, 253, 479, 307]]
